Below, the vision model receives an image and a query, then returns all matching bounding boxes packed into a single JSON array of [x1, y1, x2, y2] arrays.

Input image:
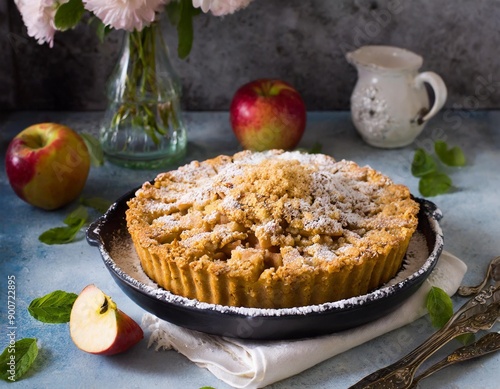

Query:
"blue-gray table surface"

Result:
[[1, 111, 499, 389]]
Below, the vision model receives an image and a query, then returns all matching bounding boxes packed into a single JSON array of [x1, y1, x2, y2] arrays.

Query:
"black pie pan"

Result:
[[87, 187, 443, 340]]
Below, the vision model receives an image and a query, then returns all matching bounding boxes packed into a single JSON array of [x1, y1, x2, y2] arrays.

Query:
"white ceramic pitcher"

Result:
[[346, 46, 447, 148]]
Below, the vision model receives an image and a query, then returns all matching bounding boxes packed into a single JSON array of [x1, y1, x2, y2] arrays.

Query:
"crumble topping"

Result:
[[127, 150, 418, 270]]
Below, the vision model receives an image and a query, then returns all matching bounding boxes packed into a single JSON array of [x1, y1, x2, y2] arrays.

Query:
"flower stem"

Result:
[[111, 22, 178, 146]]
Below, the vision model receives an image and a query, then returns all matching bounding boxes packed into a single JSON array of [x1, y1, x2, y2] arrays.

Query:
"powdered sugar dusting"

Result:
[[106, 227, 438, 317], [130, 150, 419, 277], [89, 180, 442, 338]]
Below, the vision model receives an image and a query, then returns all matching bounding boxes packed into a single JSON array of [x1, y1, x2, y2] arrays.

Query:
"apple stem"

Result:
[[254, 81, 281, 97], [24, 133, 47, 150]]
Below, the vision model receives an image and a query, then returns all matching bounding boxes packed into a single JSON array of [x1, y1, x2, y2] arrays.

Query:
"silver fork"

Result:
[[458, 256, 500, 297], [407, 331, 500, 389], [349, 284, 500, 389]]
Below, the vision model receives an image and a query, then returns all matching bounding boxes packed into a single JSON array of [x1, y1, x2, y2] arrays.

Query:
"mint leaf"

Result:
[[412, 141, 466, 197], [419, 171, 452, 197], [38, 223, 84, 245], [39, 206, 88, 244], [81, 197, 113, 214], [411, 148, 437, 177], [457, 333, 475, 345], [28, 290, 78, 323], [81, 133, 104, 167], [54, 0, 84, 31], [434, 140, 466, 167], [308, 142, 322, 154], [63, 205, 88, 227], [426, 286, 453, 328], [426, 287, 474, 345], [296, 142, 323, 154], [0, 338, 38, 382]]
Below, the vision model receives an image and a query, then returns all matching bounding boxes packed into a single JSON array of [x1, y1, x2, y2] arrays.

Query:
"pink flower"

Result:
[[82, 0, 169, 32], [14, 0, 66, 47], [192, 0, 253, 16]]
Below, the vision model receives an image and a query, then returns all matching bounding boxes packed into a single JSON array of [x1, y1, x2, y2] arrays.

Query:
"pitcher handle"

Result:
[[414, 71, 447, 123]]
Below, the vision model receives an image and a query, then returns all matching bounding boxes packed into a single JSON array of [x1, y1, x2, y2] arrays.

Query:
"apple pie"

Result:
[[126, 150, 419, 308]]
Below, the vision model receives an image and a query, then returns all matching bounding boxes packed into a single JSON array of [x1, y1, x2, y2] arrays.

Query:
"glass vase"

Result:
[[100, 20, 187, 169]]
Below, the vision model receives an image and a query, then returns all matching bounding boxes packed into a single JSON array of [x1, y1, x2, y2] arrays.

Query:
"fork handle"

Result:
[[408, 332, 500, 388], [348, 326, 461, 389], [349, 300, 500, 389]]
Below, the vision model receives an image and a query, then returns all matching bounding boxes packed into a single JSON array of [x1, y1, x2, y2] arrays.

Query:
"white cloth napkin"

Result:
[[142, 251, 467, 389]]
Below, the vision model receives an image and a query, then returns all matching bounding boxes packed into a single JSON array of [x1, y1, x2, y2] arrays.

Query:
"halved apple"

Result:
[[70, 284, 143, 355]]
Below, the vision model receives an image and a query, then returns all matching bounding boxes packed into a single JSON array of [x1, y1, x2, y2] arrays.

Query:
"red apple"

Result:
[[70, 284, 144, 355], [230, 79, 306, 151], [5, 123, 90, 210]]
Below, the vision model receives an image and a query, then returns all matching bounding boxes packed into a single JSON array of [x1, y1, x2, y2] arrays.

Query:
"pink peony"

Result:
[[192, 0, 253, 16]]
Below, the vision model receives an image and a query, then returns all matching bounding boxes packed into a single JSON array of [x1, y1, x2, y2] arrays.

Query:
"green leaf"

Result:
[[38, 223, 83, 245], [411, 148, 437, 177], [39, 206, 88, 245], [39, 206, 87, 244], [426, 287, 474, 345], [81, 133, 104, 167], [296, 142, 323, 154], [96, 23, 112, 42], [166, 1, 182, 26], [0, 338, 38, 382], [87, 17, 112, 42], [176, 0, 201, 59], [434, 140, 466, 167], [419, 171, 452, 197], [63, 205, 88, 227], [28, 290, 78, 323], [426, 286, 454, 328], [81, 196, 113, 214], [457, 333, 475, 345], [308, 142, 323, 154], [54, 0, 85, 31]]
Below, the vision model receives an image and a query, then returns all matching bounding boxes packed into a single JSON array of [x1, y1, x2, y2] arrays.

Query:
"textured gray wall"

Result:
[[2, 0, 500, 111]]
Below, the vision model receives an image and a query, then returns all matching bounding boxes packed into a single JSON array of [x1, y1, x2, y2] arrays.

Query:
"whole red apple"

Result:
[[230, 79, 306, 151], [70, 284, 144, 355], [5, 123, 90, 210]]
